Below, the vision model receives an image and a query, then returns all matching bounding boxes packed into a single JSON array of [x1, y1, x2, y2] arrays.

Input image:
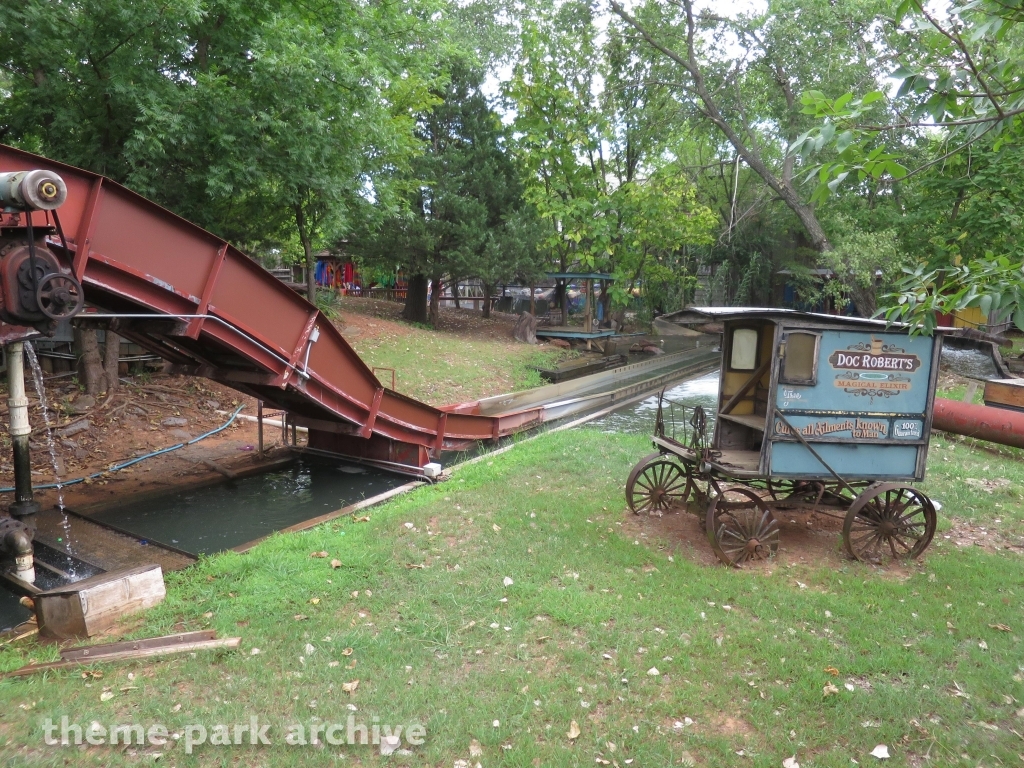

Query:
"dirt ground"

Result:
[[1, 375, 275, 513], [621, 492, 1022, 574], [621, 495, 883, 573]]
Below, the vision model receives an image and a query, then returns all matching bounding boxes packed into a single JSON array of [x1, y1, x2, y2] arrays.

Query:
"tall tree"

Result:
[[609, 0, 901, 254], [359, 62, 542, 325]]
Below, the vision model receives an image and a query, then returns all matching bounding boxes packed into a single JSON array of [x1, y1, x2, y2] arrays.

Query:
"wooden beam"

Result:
[[6, 636, 241, 677], [720, 358, 772, 415]]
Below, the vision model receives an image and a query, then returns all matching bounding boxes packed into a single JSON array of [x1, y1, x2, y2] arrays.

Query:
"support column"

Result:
[[7, 342, 39, 520], [257, 400, 264, 458]]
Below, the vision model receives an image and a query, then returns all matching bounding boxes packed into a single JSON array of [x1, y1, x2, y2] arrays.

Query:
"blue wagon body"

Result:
[[626, 308, 944, 567]]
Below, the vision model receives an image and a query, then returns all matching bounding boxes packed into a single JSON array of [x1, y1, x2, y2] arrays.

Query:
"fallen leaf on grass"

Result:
[[81, 670, 103, 680], [647, 667, 660, 676], [294, 614, 308, 621], [783, 758, 800, 768], [100, 691, 114, 701], [342, 647, 354, 656], [567, 720, 581, 740], [469, 739, 483, 757], [824, 666, 839, 676], [342, 680, 359, 694], [250, 648, 261, 656], [989, 623, 1011, 632], [330, 559, 342, 569], [405, 563, 426, 569], [380, 734, 401, 756], [328, 661, 340, 668], [978, 640, 988, 650], [492, 524, 501, 532], [869, 744, 890, 759], [823, 682, 839, 696], [503, 576, 514, 587], [354, 516, 370, 523], [310, 551, 328, 558]]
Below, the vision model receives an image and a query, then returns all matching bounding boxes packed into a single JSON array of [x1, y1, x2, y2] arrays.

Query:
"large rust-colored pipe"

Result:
[[933, 397, 1024, 448]]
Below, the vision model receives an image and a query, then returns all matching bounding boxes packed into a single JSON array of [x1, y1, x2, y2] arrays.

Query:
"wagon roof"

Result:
[[663, 306, 951, 333]]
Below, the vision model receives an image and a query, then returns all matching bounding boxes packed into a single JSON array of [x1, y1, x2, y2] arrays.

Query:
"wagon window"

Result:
[[729, 328, 759, 371], [781, 332, 819, 384]]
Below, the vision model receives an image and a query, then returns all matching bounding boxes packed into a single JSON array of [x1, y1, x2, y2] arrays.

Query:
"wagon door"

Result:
[[768, 329, 937, 482]]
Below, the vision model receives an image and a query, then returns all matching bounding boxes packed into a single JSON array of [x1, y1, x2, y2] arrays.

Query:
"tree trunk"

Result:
[[75, 327, 105, 396], [482, 282, 492, 319], [403, 274, 429, 324], [529, 282, 536, 315], [295, 203, 317, 305], [429, 276, 442, 326], [103, 331, 121, 393], [611, 1, 833, 253], [452, 279, 460, 309]]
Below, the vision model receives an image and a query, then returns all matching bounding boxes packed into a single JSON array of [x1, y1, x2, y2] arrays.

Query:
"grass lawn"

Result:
[[1, 428, 1022, 767], [337, 299, 574, 406]]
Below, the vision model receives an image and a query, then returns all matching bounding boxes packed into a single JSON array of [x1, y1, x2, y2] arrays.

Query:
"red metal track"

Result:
[[0, 145, 537, 465]]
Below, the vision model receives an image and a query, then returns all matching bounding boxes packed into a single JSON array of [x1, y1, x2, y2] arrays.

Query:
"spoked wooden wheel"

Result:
[[706, 486, 780, 567], [625, 453, 692, 516], [843, 483, 936, 563]]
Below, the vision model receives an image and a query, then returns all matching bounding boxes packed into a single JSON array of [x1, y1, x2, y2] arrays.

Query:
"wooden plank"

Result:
[[718, 412, 766, 431], [37, 565, 165, 639], [202, 459, 238, 480], [984, 378, 1024, 411], [61, 630, 216, 661], [6, 637, 241, 677]]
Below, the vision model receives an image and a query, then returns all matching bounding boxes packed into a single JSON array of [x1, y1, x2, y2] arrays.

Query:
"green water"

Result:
[[89, 456, 408, 556]]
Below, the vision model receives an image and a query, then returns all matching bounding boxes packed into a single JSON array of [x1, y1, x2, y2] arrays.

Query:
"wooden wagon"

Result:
[[626, 308, 944, 566]]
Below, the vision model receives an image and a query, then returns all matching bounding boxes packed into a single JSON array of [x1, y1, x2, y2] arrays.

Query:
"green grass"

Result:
[[1, 429, 1022, 767], [346, 324, 571, 406]]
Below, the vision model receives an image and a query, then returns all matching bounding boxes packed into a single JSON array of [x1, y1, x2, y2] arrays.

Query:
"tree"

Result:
[[0, 0, 443, 304], [506, 4, 715, 314], [358, 62, 542, 325]]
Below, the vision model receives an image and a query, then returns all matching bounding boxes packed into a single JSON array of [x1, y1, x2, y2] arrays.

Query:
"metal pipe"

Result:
[[3, 528, 34, 583], [932, 397, 1024, 449], [0, 170, 67, 211], [6, 342, 39, 519]]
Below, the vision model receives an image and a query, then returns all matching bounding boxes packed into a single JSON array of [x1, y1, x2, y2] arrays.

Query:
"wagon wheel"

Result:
[[843, 483, 937, 563], [625, 453, 692, 516], [706, 486, 780, 567]]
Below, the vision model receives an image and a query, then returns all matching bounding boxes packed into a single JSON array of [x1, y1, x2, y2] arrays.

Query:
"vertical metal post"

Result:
[[292, 421, 297, 446], [282, 412, 288, 446], [7, 342, 39, 520], [257, 400, 264, 458]]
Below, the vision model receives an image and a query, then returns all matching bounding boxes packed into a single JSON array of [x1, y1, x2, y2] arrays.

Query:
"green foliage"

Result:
[[357, 61, 543, 310], [0, 0, 449, 269], [507, 4, 715, 306], [314, 290, 342, 321]]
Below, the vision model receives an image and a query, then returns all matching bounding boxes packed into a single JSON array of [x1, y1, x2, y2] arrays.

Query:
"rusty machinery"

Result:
[[0, 170, 84, 333], [0, 169, 84, 585]]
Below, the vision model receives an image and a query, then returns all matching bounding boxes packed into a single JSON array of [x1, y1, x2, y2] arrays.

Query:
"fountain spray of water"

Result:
[[23, 342, 73, 554]]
